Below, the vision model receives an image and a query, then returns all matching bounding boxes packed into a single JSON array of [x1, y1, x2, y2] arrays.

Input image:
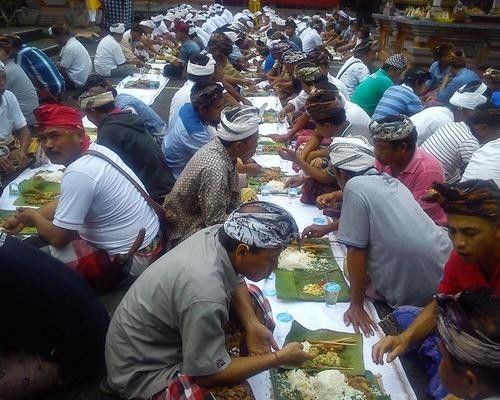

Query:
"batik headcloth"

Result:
[[384, 53, 408, 70], [224, 201, 299, 248], [281, 50, 307, 65], [294, 62, 324, 82], [484, 68, 500, 83], [369, 115, 414, 141], [305, 88, 342, 122], [79, 87, 115, 111], [424, 180, 500, 218]]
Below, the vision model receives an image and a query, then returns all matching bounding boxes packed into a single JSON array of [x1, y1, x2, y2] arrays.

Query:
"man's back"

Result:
[[350, 68, 393, 116], [337, 172, 451, 307], [462, 137, 500, 189]]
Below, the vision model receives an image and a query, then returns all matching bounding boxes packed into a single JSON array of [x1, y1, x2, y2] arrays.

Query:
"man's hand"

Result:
[[284, 176, 304, 188], [2, 215, 25, 234], [9, 149, 28, 169], [0, 156, 14, 172], [14, 207, 40, 227], [302, 224, 332, 239], [372, 334, 411, 365], [305, 150, 324, 164], [245, 322, 279, 356], [267, 133, 290, 143], [276, 342, 314, 366], [343, 304, 378, 337], [316, 190, 343, 209], [240, 162, 263, 177], [278, 147, 297, 163]]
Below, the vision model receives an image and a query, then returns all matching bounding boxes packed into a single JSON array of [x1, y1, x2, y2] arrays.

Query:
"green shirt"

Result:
[[350, 68, 394, 116]]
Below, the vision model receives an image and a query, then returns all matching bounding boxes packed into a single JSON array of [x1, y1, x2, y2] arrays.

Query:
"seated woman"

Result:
[[0, 232, 110, 399], [424, 42, 455, 93], [272, 50, 306, 103]]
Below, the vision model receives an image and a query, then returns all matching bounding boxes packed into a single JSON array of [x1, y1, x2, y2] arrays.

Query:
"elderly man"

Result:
[[371, 115, 447, 226], [2, 104, 161, 285], [162, 82, 225, 179], [104, 202, 312, 400], [320, 137, 451, 336], [164, 106, 261, 244], [372, 179, 500, 399], [351, 54, 408, 116], [79, 87, 175, 203], [0, 61, 31, 185], [94, 23, 141, 78]]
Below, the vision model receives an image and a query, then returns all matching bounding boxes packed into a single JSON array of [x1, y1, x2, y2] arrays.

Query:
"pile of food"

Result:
[[241, 187, 258, 203], [301, 337, 357, 370], [15, 170, 63, 206], [123, 78, 160, 89], [303, 281, 327, 296], [278, 248, 332, 272], [262, 109, 279, 123]]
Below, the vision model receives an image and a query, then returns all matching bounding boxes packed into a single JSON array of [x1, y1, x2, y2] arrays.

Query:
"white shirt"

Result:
[[94, 34, 127, 77], [462, 138, 500, 188], [344, 99, 372, 143], [211, 15, 226, 28], [411, 106, 454, 145], [195, 27, 209, 47], [302, 29, 323, 54], [53, 142, 160, 255], [336, 56, 370, 98], [421, 122, 479, 183], [299, 26, 312, 40], [222, 9, 233, 24], [288, 74, 349, 111], [168, 80, 194, 126], [202, 20, 217, 34], [60, 37, 92, 87], [0, 90, 27, 140], [153, 22, 169, 38]]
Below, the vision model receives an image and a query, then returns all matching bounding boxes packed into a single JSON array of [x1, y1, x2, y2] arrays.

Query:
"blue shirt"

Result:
[[437, 68, 480, 104], [288, 34, 303, 51], [162, 103, 210, 179], [263, 54, 274, 73], [115, 93, 166, 135], [179, 40, 201, 62], [426, 61, 449, 90], [16, 45, 65, 97], [372, 84, 424, 121]]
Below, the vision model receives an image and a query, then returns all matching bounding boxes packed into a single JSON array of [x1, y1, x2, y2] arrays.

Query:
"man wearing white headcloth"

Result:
[[163, 105, 262, 245], [303, 136, 451, 337], [94, 23, 141, 78]]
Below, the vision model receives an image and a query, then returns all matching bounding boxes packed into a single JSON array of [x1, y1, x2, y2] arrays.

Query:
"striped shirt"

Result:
[[372, 84, 424, 121], [16, 45, 65, 97], [421, 122, 479, 184]]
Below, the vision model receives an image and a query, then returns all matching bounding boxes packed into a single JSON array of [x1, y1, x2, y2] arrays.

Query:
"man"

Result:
[[284, 19, 302, 51], [0, 232, 110, 400], [372, 68, 430, 121], [411, 105, 455, 145], [462, 104, 500, 188], [164, 106, 261, 244], [79, 87, 175, 203], [10, 35, 65, 100], [105, 202, 312, 400], [94, 23, 140, 78], [436, 289, 500, 400], [163, 22, 201, 78], [371, 115, 447, 226], [421, 83, 487, 183], [2, 103, 161, 283], [301, 21, 323, 54], [162, 82, 224, 179], [351, 53, 408, 116], [0, 35, 38, 126], [0, 61, 31, 183], [372, 180, 500, 398], [327, 137, 452, 336], [49, 24, 92, 90], [336, 39, 375, 98]]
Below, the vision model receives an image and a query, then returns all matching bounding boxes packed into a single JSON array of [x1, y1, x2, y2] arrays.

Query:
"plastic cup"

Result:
[[324, 282, 341, 307], [313, 216, 327, 225], [275, 311, 294, 346], [261, 185, 270, 196], [287, 187, 299, 202]]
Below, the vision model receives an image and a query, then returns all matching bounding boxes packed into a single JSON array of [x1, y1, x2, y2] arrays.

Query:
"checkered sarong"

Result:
[[153, 285, 275, 400], [101, 0, 133, 29]]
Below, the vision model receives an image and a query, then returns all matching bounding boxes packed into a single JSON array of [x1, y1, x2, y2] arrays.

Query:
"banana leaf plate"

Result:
[[13, 178, 60, 207]]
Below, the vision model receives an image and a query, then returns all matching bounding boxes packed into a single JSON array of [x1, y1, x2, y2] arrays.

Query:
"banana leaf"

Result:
[[241, 87, 273, 97], [0, 210, 38, 236], [262, 109, 278, 123], [14, 178, 60, 207], [257, 140, 282, 155], [281, 321, 364, 376], [270, 368, 391, 400]]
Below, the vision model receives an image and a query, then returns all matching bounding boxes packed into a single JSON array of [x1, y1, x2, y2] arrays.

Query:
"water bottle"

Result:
[[262, 272, 276, 296]]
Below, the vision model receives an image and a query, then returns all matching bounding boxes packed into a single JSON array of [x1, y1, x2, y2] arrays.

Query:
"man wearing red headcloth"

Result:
[[2, 103, 161, 286]]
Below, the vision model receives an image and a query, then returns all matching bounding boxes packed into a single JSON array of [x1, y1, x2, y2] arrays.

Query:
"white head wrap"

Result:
[[109, 23, 125, 34], [217, 106, 262, 142], [151, 15, 163, 23], [194, 14, 206, 22], [186, 12, 193, 20], [187, 53, 216, 76], [139, 20, 155, 30], [188, 26, 196, 35], [338, 10, 349, 19], [246, 21, 254, 28], [164, 13, 175, 21], [225, 31, 239, 43], [274, 19, 286, 26], [329, 137, 375, 172], [449, 83, 488, 110]]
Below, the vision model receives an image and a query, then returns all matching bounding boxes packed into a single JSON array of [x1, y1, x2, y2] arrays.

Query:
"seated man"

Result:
[[411, 105, 455, 145], [421, 82, 487, 183], [436, 289, 500, 400], [301, 21, 323, 54], [351, 53, 408, 116], [105, 202, 312, 400], [162, 82, 225, 179], [371, 115, 447, 226], [0, 61, 31, 187], [2, 104, 161, 285], [326, 137, 451, 336], [372, 180, 500, 399], [79, 87, 175, 203], [164, 105, 261, 244], [372, 68, 430, 121], [94, 23, 141, 79], [336, 39, 375, 98], [49, 24, 92, 90], [0, 232, 110, 400], [163, 22, 201, 78], [462, 104, 500, 188]]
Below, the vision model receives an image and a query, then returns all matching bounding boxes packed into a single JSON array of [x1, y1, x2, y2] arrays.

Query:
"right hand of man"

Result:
[[371, 334, 411, 365], [0, 156, 14, 172], [316, 191, 343, 209], [2, 215, 25, 234], [276, 342, 314, 366], [284, 176, 304, 189], [267, 133, 290, 143]]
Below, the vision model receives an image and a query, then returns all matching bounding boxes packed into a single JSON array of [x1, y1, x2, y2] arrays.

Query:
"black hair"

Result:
[[50, 24, 72, 37], [382, 63, 401, 73], [190, 82, 224, 110], [466, 102, 500, 128], [217, 227, 260, 253], [433, 42, 455, 60], [8, 35, 23, 50], [218, 134, 256, 149], [92, 101, 116, 114], [131, 23, 144, 34], [266, 29, 277, 39], [376, 115, 418, 151], [313, 80, 338, 91], [208, 40, 232, 57], [357, 26, 370, 40], [459, 80, 484, 93], [447, 288, 500, 392], [404, 67, 431, 88], [285, 20, 297, 30]]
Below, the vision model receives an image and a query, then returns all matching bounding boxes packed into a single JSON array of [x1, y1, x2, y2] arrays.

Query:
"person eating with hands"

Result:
[[104, 202, 313, 400], [372, 179, 500, 399]]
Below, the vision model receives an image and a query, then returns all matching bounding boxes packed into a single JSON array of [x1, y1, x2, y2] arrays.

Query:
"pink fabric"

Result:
[[375, 148, 447, 226]]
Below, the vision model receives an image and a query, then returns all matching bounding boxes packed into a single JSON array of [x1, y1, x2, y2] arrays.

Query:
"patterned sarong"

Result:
[[101, 0, 133, 29]]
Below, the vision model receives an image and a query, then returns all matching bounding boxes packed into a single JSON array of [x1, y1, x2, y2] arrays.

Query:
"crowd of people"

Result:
[[0, 2, 499, 400]]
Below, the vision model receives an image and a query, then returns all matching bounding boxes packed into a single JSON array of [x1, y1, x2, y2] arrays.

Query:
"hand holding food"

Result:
[[316, 190, 343, 209], [276, 342, 314, 366], [1, 215, 25, 234]]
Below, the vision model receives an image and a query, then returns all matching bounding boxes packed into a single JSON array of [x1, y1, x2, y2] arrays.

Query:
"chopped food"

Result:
[[241, 187, 258, 203], [305, 343, 341, 369], [303, 280, 326, 297], [262, 168, 283, 182], [302, 340, 311, 353], [266, 180, 285, 191], [278, 248, 314, 271]]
